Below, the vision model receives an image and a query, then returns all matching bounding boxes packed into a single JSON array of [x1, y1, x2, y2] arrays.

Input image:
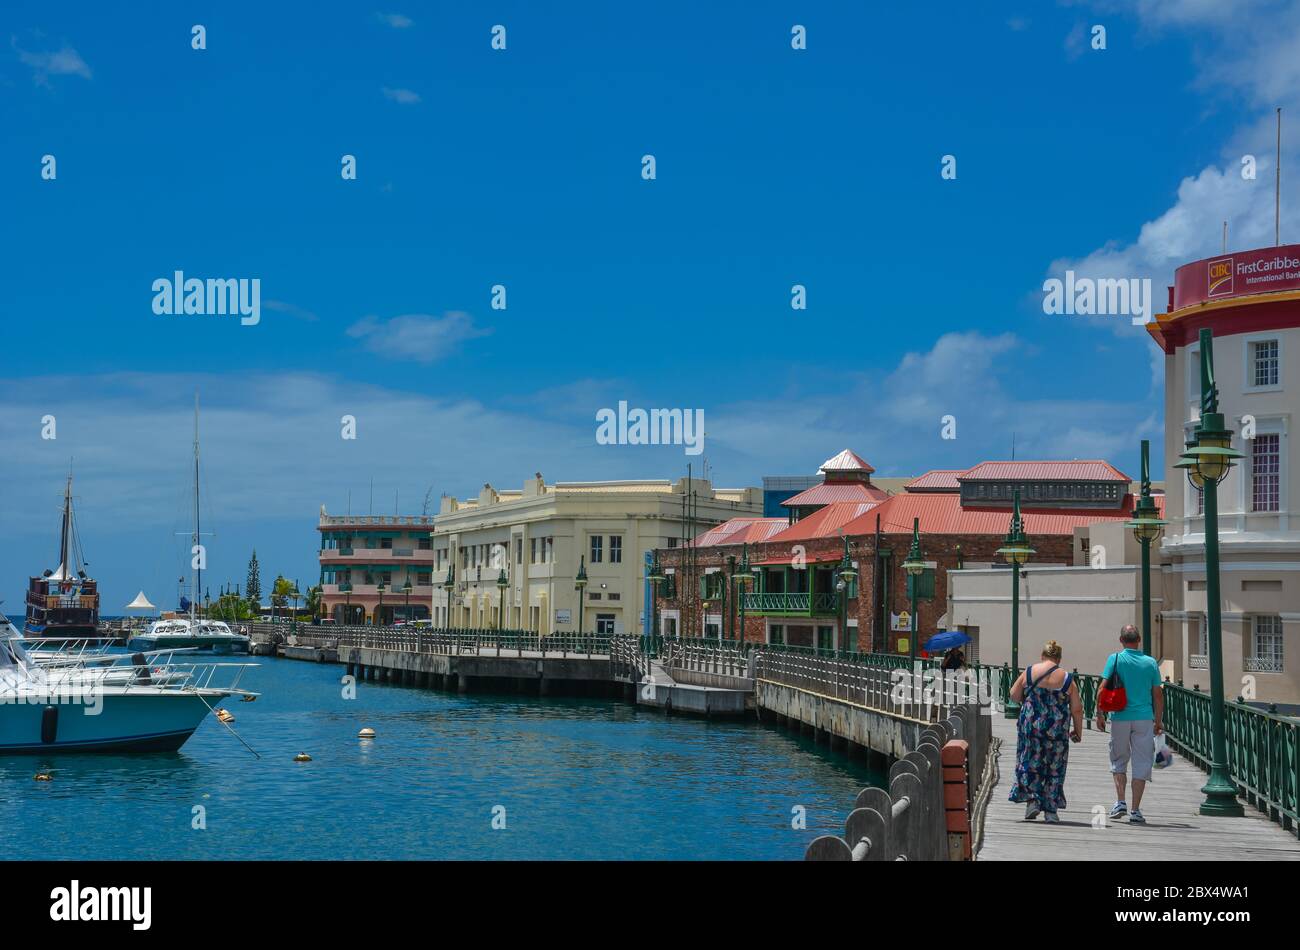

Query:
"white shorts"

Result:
[[1109, 719, 1155, 782]]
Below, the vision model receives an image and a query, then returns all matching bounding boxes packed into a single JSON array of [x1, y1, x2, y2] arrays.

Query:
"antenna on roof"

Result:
[[1223, 220, 1228, 253], [1276, 107, 1283, 247]]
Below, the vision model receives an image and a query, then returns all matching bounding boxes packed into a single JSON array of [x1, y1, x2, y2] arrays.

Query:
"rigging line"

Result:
[[190, 686, 261, 759]]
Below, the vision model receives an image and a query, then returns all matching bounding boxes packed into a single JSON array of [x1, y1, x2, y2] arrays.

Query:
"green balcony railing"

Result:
[[740, 591, 840, 616]]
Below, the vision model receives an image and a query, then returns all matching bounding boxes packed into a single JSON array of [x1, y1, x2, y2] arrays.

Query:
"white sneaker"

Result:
[[1024, 802, 1041, 820]]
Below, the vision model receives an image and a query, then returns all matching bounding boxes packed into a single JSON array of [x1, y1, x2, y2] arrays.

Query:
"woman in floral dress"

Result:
[[1007, 640, 1084, 822]]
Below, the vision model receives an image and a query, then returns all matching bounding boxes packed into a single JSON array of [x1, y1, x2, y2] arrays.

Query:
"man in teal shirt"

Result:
[[1096, 625, 1164, 824]]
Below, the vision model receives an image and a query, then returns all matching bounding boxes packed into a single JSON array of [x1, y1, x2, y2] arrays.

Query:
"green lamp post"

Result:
[[647, 553, 666, 650], [1174, 327, 1245, 817], [996, 490, 1035, 719], [376, 582, 386, 627], [836, 536, 858, 654], [402, 577, 413, 625], [496, 567, 508, 630], [901, 519, 926, 665], [575, 556, 588, 638], [1127, 440, 1167, 657], [443, 560, 456, 630], [732, 543, 754, 649]]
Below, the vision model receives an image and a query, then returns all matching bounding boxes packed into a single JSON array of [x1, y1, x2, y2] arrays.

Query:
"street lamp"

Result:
[[1127, 439, 1167, 657], [443, 561, 456, 630], [732, 543, 754, 649], [901, 518, 926, 666], [1174, 327, 1245, 818], [574, 556, 588, 638], [376, 582, 386, 627], [402, 578, 413, 625], [647, 553, 666, 648], [837, 536, 857, 653], [496, 567, 508, 630], [290, 580, 301, 632], [996, 489, 1035, 719]]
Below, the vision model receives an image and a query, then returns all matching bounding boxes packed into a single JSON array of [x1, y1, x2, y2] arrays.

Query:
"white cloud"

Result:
[[345, 312, 489, 363], [12, 37, 92, 84], [382, 86, 421, 104]]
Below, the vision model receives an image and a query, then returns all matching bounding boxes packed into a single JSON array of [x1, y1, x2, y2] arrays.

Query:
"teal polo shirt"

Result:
[[1100, 648, 1162, 722]]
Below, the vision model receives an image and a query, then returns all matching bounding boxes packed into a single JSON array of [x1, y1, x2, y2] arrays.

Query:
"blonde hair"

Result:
[[1041, 640, 1063, 662]]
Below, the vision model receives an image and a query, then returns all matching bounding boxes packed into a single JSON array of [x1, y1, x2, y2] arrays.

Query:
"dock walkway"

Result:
[[979, 712, 1300, 860]]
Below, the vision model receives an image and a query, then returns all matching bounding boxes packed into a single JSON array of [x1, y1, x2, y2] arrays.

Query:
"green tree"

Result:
[[246, 550, 262, 612], [272, 575, 294, 609], [305, 584, 323, 620]]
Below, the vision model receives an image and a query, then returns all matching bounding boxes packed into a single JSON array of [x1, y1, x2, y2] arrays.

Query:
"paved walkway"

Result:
[[979, 712, 1300, 861]]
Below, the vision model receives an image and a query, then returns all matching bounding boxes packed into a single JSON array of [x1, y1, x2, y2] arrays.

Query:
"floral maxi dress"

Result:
[[1007, 665, 1072, 814]]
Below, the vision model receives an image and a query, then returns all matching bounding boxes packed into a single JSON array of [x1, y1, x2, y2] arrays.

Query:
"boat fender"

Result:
[[294, 752, 312, 762], [131, 652, 152, 684], [358, 727, 376, 739], [216, 709, 234, 723], [41, 705, 58, 744], [34, 772, 53, 782]]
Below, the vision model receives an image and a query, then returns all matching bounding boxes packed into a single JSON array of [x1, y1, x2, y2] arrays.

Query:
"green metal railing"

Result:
[[1163, 682, 1299, 835], [739, 592, 840, 615]]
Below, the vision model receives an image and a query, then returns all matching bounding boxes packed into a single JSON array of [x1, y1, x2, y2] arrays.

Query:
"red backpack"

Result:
[[1098, 653, 1127, 713]]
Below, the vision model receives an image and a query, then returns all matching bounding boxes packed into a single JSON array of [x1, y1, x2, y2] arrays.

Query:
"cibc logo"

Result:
[[1207, 257, 1234, 297]]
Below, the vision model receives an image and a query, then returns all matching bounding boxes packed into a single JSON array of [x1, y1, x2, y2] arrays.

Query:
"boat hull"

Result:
[[0, 691, 220, 754], [125, 635, 250, 655]]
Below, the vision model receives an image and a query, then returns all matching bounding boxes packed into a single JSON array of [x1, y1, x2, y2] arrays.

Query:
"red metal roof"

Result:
[[959, 460, 1131, 482], [781, 481, 891, 508], [688, 517, 788, 548], [765, 502, 880, 546], [818, 449, 875, 475], [905, 470, 964, 492], [838, 492, 1162, 538]]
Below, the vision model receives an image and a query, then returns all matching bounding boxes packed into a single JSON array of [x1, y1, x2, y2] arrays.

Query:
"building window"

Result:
[[667, 537, 678, 548], [1252, 433, 1281, 512], [769, 624, 784, 645], [544, 537, 554, 563], [530, 538, 537, 564], [417, 536, 431, 550], [590, 535, 603, 563], [515, 538, 523, 564], [595, 614, 616, 636], [1250, 615, 1283, 672], [1251, 339, 1280, 388], [609, 535, 622, 563]]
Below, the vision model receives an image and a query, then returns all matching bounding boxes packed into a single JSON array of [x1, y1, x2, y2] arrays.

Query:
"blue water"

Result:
[[1, 658, 880, 859]]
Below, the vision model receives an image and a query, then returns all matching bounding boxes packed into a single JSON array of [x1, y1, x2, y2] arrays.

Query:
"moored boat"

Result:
[[24, 475, 102, 643]]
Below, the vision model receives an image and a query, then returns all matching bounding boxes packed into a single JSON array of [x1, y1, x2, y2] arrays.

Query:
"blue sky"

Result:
[[3, 1, 1298, 611]]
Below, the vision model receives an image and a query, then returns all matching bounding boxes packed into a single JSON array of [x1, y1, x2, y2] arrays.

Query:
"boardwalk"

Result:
[[980, 712, 1300, 861]]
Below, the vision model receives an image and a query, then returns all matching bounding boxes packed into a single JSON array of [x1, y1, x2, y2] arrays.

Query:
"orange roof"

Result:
[[782, 481, 891, 508], [819, 449, 875, 475], [765, 502, 880, 546], [688, 517, 788, 548], [960, 460, 1131, 482], [839, 492, 1161, 538], [905, 470, 964, 492]]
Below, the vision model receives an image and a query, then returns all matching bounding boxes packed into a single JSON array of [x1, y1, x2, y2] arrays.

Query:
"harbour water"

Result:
[[2, 657, 882, 860]]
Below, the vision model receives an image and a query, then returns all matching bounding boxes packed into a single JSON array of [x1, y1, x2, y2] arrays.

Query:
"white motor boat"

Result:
[[127, 618, 250, 655], [0, 619, 257, 753]]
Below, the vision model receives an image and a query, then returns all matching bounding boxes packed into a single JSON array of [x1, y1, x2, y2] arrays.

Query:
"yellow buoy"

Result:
[[34, 772, 52, 782], [294, 753, 312, 762], [216, 709, 235, 724], [358, 727, 376, 739]]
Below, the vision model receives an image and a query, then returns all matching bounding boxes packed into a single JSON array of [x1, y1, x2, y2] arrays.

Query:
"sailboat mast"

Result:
[[192, 392, 201, 621], [59, 474, 72, 585]]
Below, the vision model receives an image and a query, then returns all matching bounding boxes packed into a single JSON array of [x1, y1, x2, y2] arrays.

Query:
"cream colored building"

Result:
[[947, 520, 1165, 680], [430, 474, 761, 636], [1153, 299, 1300, 707]]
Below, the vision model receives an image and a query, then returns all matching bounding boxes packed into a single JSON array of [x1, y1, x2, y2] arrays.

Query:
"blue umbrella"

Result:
[[923, 630, 971, 652]]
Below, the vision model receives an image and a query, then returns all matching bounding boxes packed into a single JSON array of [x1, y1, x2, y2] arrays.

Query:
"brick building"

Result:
[[654, 451, 1155, 656]]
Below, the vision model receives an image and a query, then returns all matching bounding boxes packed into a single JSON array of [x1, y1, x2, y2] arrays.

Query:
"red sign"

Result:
[[1173, 244, 1300, 310]]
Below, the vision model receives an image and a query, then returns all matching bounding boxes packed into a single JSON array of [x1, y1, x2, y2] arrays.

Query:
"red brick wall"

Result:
[[655, 529, 1073, 654]]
